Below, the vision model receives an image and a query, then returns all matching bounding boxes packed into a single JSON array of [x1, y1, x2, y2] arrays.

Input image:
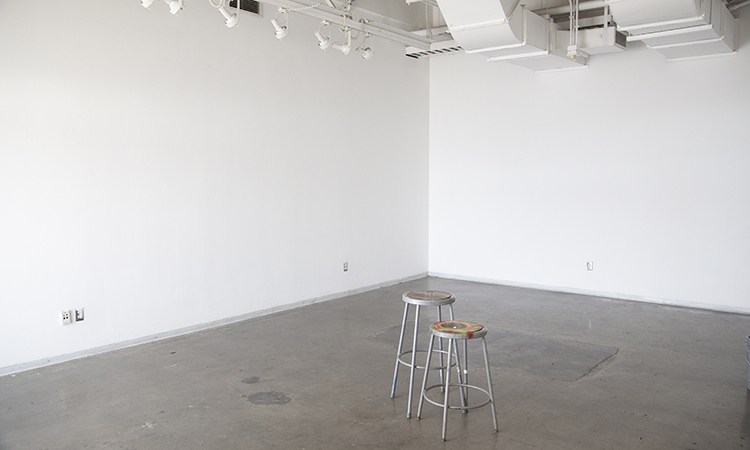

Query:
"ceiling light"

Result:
[[271, 19, 287, 39], [315, 21, 331, 50], [166, 0, 183, 15], [358, 32, 374, 60], [271, 9, 288, 40], [332, 28, 352, 55], [141, 0, 157, 8], [315, 31, 331, 49], [217, 5, 238, 28]]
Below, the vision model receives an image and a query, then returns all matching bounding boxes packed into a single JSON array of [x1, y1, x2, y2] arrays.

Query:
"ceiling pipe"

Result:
[[406, 0, 439, 6], [728, 0, 750, 11], [532, 0, 605, 17]]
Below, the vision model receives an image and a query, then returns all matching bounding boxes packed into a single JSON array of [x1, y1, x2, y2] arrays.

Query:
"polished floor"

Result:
[[3, 277, 750, 449]]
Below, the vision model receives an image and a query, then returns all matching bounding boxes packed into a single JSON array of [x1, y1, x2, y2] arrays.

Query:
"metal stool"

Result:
[[391, 290, 457, 419], [417, 320, 498, 441]]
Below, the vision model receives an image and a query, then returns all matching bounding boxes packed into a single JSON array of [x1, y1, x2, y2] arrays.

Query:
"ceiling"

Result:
[[261, 0, 745, 70]]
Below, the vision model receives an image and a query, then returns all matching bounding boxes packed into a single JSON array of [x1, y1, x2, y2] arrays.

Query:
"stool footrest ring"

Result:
[[422, 383, 493, 411], [397, 349, 456, 371]]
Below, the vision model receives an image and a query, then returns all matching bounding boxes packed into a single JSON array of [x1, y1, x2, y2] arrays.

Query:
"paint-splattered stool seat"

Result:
[[391, 290, 458, 419], [417, 320, 498, 441]]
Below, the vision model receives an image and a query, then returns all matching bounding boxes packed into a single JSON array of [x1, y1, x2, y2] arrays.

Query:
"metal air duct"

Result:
[[435, 0, 587, 67], [607, 0, 738, 60]]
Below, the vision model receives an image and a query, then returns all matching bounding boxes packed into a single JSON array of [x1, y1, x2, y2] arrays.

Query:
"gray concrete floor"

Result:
[[3, 277, 750, 449]]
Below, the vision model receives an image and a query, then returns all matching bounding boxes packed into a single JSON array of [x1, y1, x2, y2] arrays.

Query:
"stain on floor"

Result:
[[247, 391, 291, 405]]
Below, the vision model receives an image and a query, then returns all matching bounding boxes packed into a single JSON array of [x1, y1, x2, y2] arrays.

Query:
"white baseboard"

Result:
[[428, 272, 750, 316], [0, 272, 428, 378]]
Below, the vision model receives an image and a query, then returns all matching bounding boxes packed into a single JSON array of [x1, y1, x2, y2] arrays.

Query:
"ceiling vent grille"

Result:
[[229, 0, 260, 16], [406, 45, 463, 59]]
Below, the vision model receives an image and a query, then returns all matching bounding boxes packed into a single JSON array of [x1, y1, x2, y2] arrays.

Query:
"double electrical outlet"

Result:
[[61, 308, 84, 326]]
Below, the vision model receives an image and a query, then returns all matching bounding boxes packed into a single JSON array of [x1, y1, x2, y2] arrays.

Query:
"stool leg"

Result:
[[406, 304, 421, 419], [441, 338, 453, 441], [462, 339, 469, 410], [436, 305, 445, 393], [447, 304, 465, 405], [390, 302, 410, 399], [416, 334, 435, 420], [452, 339, 468, 412], [482, 336, 499, 432]]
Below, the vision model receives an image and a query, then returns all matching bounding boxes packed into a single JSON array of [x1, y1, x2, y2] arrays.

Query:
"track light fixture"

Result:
[[140, 0, 377, 62], [217, 2, 238, 28], [358, 32, 373, 60], [315, 21, 332, 50], [271, 9, 288, 40], [332, 27, 352, 55], [165, 0, 183, 15]]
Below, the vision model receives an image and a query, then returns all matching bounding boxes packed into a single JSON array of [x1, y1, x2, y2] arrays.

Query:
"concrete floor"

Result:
[[3, 277, 750, 449]]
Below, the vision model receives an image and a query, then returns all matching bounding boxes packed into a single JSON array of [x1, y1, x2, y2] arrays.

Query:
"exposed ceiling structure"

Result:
[[258, 0, 745, 71]]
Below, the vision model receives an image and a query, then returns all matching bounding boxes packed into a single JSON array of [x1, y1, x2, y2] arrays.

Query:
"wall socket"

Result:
[[60, 308, 84, 325], [343, 262, 348, 272]]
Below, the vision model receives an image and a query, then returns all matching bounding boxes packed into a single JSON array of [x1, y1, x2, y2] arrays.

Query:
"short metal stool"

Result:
[[391, 290, 457, 419], [417, 320, 498, 441]]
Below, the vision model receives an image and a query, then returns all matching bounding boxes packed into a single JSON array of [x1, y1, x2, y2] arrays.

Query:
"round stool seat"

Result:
[[403, 290, 456, 306], [431, 321, 487, 340]]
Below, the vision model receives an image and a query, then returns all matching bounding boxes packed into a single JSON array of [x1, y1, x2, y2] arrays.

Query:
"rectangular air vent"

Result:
[[406, 45, 463, 59], [229, 0, 260, 15]]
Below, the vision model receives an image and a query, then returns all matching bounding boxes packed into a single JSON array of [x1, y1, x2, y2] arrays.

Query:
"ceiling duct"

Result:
[[606, 0, 738, 60], [435, 1, 554, 58]]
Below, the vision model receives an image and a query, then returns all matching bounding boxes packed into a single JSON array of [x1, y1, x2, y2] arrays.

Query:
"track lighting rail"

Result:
[[261, 0, 433, 50]]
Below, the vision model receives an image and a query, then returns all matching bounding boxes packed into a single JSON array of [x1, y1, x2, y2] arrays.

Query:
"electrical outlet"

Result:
[[61, 310, 72, 325], [587, 261, 594, 271], [343, 262, 348, 272], [75, 308, 84, 322]]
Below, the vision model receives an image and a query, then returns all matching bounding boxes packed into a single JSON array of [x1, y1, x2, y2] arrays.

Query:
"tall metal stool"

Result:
[[391, 290, 457, 419], [417, 320, 498, 441]]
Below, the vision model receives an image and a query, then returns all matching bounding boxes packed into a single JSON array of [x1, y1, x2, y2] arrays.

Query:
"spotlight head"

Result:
[[338, 28, 352, 55], [271, 18, 288, 39], [141, 0, 157, 8], [168, 0, 183, 15], [315, 31, 331, 50], [361, 47, 373, 60], [218, 5, 238, 28]]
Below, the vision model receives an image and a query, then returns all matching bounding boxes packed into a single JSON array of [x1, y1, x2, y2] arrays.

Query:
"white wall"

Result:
[[429, 13, 750, 312], [0, 0, 429, 371]]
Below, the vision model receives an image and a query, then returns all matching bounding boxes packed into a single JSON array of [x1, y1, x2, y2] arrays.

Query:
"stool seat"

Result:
[[403, 290, 455, 306], [431, 321, 487, 340]]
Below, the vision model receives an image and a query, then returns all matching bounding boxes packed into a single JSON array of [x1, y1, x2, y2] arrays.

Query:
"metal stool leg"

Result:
[[452, 338, 467, 412], [441, 338, 453, 441], [436, 305, 446, 392], [406, 304, 421, 419], [482, 337, 499, 432], [416, 334, 435, 420], [462, 339, 469, 411], [391, 302, 410, 399]]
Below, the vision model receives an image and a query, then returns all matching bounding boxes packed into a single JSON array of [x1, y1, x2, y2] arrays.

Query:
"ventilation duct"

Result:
[[607, 0, 738, 60], [435, 0, 583, 65]]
